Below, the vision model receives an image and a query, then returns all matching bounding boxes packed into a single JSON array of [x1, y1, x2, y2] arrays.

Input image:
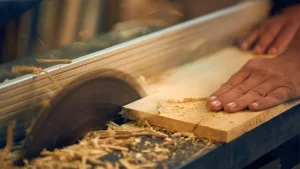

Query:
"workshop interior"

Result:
[[0, 0, 300, 168]]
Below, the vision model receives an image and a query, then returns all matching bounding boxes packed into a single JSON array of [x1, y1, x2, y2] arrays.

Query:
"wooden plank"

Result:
[[16, 10, 32, 59], [123, 47, 299, 143], [34, 0, 60, 52], [3, 20, 18, 62], [181, 105, 300, 169], [77, 0, 103, 41], [56, 0, 82, 46]]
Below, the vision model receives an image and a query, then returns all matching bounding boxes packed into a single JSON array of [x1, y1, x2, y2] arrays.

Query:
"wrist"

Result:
[[275, 29, 300, 62]]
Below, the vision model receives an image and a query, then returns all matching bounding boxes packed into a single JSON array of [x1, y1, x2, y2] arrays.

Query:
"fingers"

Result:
[[239, 29, 262, 50], [267, 21, 300, 55], [252, 18, 285, 54], [237, 16, 299, 55], [208, 70, 251, 100], [248, 87, 295, 111], [207, 74, 264, 111], [223, 81, 279, 112]]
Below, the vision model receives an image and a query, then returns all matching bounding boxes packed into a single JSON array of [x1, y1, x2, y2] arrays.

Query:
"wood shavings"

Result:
[[119, 159, 156, 169], [172, 132, 196, 140], [104, 161, 115, 169], [19, 122, 169, 168], [11, 66, 43, 75], [135, 138, 141, 143], [0, 120, 16, 168], [94, 130, 167, 139], [3, 120, 214, 169], [81, 155, 87, 169], [191, 139, 214, 159], [119, 159, 137, 169], [107, 121, 126, 131], [36, 58, 72, 64], [98, 145, 128, 151], [11, 65, 62, 90], [87, 157, 104, 165], [137, 119, 151, 127], [157, 97, 207, 115], [144, 141, 152, 146]]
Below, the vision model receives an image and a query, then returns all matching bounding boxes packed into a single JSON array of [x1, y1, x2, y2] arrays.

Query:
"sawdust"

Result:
[[0, 120, 16, 168], [23, 123, 168, 168], [2, 121, 214, 169], [12, 66, 43, 75], [157, 97, 207, 115], [36, 58, 72, 64], [11, 66, 62, 90]]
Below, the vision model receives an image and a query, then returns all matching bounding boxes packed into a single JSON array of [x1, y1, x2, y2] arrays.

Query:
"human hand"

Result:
[[207, 29, 300, 112], [238, 4, 300, 55]]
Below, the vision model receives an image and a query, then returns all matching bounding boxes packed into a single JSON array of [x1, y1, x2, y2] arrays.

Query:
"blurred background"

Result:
[[0, 0, 242, 65]]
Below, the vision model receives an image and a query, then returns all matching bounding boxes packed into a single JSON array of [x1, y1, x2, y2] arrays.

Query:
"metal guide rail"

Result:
[[0, 0, 270, 152]]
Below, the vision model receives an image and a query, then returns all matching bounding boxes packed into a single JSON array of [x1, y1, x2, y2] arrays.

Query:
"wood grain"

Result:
[[77, 0, 103, 41], [123, 47, 299, 143], [56, 0, 82, 46], [34, 0, 60, 52]]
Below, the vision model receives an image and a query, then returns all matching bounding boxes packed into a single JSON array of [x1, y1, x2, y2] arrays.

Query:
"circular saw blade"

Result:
[[17, 69, 143, 162]]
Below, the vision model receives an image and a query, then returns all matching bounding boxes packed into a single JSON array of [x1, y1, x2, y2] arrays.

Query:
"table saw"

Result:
[[1, 0, 300, 168]]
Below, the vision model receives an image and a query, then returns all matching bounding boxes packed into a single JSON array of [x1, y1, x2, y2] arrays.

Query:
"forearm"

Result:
[[0, 0, 42, 25]]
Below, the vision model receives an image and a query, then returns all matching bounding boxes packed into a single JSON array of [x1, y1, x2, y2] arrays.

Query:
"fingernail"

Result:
[[252, 102, 259, 107], [210, 100, 221, 106], [208, 96, 217, 101], [268, 47, 277, 54], [227, 102, 236, 108]]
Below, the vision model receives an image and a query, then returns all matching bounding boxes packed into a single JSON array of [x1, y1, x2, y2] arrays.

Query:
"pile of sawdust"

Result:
[[157, 98, 208, 116], [1, 121, 214, 169]]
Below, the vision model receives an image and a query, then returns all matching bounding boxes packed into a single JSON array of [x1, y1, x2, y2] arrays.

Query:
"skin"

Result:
[[207, 26, 300, 113], [238, 4, 300, 55]]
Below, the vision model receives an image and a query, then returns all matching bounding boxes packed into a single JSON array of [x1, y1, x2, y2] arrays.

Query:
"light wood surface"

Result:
[[56, 0, 82, 46], [35, 0, 60, 52], [123, 47, 299, 143], [77, 0, 103, 41], [16, 10, 32, 59]]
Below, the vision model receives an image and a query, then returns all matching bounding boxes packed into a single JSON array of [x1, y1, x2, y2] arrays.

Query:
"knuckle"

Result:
[[249, 89, 266, 98], [234, 84, 249, 95], [218, 95, 231, 104], [282, 81, 297, 89], [269, 92, 285, 101], [222, 81, 238, 89]]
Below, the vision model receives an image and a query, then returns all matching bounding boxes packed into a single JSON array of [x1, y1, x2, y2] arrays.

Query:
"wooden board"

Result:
[[56, 0, 82, 46], [123, 47, 299, 143], [77, 0, 103, 41]]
